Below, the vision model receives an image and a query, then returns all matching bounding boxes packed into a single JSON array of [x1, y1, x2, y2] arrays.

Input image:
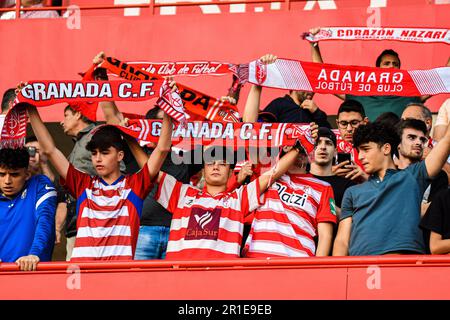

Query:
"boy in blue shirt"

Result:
[[0, 148, 57, 270], [333, 122, 450, 256]]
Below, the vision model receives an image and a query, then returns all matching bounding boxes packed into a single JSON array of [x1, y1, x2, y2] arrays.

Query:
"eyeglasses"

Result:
[[336, 120, 362, 129]]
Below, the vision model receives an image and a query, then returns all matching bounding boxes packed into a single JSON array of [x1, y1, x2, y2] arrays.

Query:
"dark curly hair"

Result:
[[397, 119, 427, 138], [353, 122, 400, 158], [0, 148, 30, 170], [86, 126, 125, 152]]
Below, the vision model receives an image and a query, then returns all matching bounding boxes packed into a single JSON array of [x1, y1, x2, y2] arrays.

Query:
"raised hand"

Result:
[[259, 54, 277, 65]]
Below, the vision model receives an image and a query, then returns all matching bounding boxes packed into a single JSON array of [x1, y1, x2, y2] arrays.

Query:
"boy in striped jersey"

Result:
[[241, 145, 337, 258], [239, 54, 337, 258], [129, 144, 304, 259], [27, 104, 173, 261]]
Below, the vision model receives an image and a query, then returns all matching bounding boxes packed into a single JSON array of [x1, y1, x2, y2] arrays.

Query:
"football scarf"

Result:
[[0, 79, 186, 147], [100, 56, 240, 123], [236, 58, 450, 96], [302, 27, 450, 45], [109, 120, 315, 153], [108, 61, 235, 77]]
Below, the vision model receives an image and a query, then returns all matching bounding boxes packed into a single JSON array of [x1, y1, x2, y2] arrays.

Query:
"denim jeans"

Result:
[[134, 226, 170, 260]]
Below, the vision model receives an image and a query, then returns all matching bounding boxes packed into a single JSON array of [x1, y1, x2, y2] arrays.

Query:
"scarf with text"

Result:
[[0, 79, 185, 148], [100, 57, 240, 123], [302, 27, 450, 45], [236, 58, 450, 96], [107, 61, 236, 77], [110, 120, 315, 153]]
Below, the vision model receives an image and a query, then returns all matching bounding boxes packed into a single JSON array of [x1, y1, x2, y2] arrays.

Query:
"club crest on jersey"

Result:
[[185, 207, 221, 240], [255, 59, 267, 85]]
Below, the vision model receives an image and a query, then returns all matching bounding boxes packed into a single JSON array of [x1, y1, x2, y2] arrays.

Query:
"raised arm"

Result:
[[101, 101, 123, 125], [242, 54, 277, 122], [425, 123, 450, 178], [123, 112, 172, 183], [309, 27, 324, 64], [242, 85, 262, 122], [257, 146, 300, 194], [147, 112, 172, 181], [309, 27, 345, 101], [27, 105, 70, 180], [90, 51, 124, 125]]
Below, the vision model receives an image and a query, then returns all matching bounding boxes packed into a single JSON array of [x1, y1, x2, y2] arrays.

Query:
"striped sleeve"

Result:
[[127, 163, 153, 199], [236, 178, 262, 215], [156, 172, 182, 213]]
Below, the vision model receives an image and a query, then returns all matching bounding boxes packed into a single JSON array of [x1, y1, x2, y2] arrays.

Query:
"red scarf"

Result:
[[109, 61, 235, 77], [100, 57, 240, 123], [111, 120, 315, 153], [302, 27, 450, 45], [0, 79, 185, 147], [236, 58, 450, 96]]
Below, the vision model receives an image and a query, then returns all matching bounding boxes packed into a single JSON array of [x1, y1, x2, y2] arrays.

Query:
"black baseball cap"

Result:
[[315, 127, 337, 147]]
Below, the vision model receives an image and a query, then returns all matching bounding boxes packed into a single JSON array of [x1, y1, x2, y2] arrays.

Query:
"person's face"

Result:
[[203, 160, 232, 187], [357, 142, 390, 174], [336, 112, 365, 143], [399, 128, 427, 161], [0, 166, 30, 198], [379, 54, 400, 69], [283, 145, 309, 170], [25, 141, 40, 174], [61, 109, 81, 137], [401, 106, 431, 135], [91, 147, 124, 178], [314, 137, 336, 166]]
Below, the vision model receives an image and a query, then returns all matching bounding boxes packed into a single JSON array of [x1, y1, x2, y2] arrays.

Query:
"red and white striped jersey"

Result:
[[243, 173, 336, 258], [62, 163, 153, 261], [156, 172, 262, 260]]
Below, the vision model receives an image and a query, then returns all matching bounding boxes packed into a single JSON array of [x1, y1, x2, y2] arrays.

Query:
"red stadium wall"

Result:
[[0, 0, 449, 121], [2, 256, 450, 299]]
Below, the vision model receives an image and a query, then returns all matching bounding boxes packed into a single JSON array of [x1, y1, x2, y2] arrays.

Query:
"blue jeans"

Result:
[[134, 226, 170, 260]]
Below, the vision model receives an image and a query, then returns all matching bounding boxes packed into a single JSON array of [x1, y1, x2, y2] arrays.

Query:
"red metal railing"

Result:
[[2, 255, 450, 273], [0, 0, 298, 17]]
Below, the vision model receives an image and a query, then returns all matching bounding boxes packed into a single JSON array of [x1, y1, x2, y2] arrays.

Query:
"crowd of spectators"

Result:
[[0, 38, 449, 271]]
